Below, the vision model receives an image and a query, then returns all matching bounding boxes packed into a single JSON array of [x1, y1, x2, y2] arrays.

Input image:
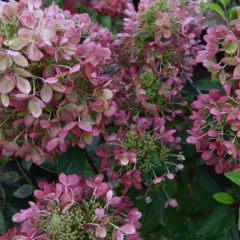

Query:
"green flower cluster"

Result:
[[0, 19, 19, 40], [140, 71, 159, 99], [124, 130, 157, 171], [44, 201, 114, 240], [139, 71, 166, 107], [140, 0, 169, 34], [135, 0, 180, 53], [158, 145, 171, 163]]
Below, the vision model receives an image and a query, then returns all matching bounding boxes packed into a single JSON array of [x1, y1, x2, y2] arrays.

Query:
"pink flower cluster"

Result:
[[92, 0, 204, 203], [0, 0, 117, 164], [196, 8, 240, 93], [187, 90, 240, 173], [188, 7, 240, 173], [96, 114, 184, 201], [1, 173, 142, 240], [91, 0, 129, 16]]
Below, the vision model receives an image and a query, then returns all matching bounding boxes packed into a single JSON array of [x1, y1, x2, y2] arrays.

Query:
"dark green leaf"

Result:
[[192, 183, 215, 211], [150, 152, 161, 166], [153, 191, 169, 226], [224, 225, 239, 240], [200, 2, 226, 20], [101, 16, 112, 30], [135, 198, 160, 236], [239, 207, 240, 230], [86, 136, 100, 153], [4, 204, 18, 228], [41, 147, 86, 175], [21, 160, 32, 172], [0, 157, 9, 167], [195, 169, 220, 195], [225, 170, 240, 185], [213, 192, 235, 205], [14, 184, 33, 198], [0, 210, 6, 235], [0, 171, 20, 185], [194, 78, 222, 91], [197, 204, 235, 237], [220, 0, 230, 8], [0, 184, 5, 211]]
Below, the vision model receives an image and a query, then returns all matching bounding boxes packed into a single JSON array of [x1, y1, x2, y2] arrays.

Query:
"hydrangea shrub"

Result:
[[1, 0, 240, 240]]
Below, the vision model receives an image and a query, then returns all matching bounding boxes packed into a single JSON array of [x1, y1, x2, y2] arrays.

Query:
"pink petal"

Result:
[[50, 82, 66, 92], [187, 136, 197, 144], [95, 208, 105, 219], [16, 77, 31, 94], [69, 64, 80, 74], [95, 226, 107, 238], [28, 99, 42, 118], [0, 78, 16, 94], [59, 173, 68, 185], [121, 224, 136, 235], [24, 115, 34, 127], [78, 122, 92, 132], [27, 42, 43, 62], [44, 77, 58, 84], [46, 137, 59, 151], [106, 190, 113, 201], [67, 174, 79, 186], [40, 83, 53, 103], [63, 122, 78, 132]]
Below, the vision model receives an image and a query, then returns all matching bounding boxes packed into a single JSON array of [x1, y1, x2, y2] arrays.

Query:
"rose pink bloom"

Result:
[[165, 199, 179, 208]]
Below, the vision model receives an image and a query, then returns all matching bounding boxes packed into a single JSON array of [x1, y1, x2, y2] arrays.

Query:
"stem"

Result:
[[85, 150, 99, 174], [16, 158, 35, 187]]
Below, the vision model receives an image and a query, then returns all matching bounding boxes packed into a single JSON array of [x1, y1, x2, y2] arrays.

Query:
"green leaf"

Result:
[[229, 7, 238, 20], [224, 225, 239, 240], [21, 160, 32, 172], [200, 2, 226, 20], [136, 199, 160, 235], [0, 210, 6, 235], [153, 180, 178, 226], [194, 78, 222, 91], [101, 16, 112, 30], [239, 207, 240, 230], [192, 183, 215, 211], [149, 152, 161, 166], [42, 147, 87, 175], [197, 204, 235, 237], [0, 171, 20, 185], [153, 191, 169, 226], [195, 169, 220, 195], [225, 170, 240, 185], [4, 204, 18, 228], [14, 184, 33, 198], [213, 192, 235, 205], [0, 157, 9, 167], [0, 184, 5, 211], [86, 136, 100, 153], [220, 0, 230, 8]]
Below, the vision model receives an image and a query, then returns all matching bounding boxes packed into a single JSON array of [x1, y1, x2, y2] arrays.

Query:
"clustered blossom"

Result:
[[196, 7, 240, 93], [187, 7, 240, 174], [92, 0, 204, 205], [111, 0, 204, 119], [91, 0, 129, 16], [97, 114, 184, 203], [1, 173, 142, 240], [2, 0, 233, 238], [187, 90, 240, 174], [0, 0, 117, 164]]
